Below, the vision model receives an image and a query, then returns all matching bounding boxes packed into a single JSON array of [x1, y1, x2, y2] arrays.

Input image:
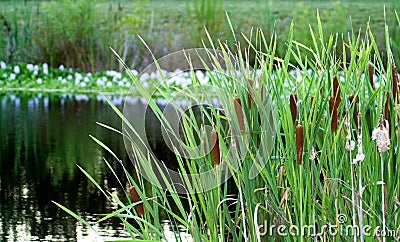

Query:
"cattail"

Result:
[[129, 186, 144, 217], [295, 125, 304, 165], [210, 130, 220, 165], [349, 95, 359, 128], [392, 63, 398, 102], [329, 96, 338, 132], [384, 91, 390, 121], [234, 98, 245, 134], [368, 62, 375, 90], [289, 94, 297, 124], [333, 76, 341, 103], [247, 78, 254, 109]]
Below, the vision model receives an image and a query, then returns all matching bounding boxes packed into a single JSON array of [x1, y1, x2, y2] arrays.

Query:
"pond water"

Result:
[[0, 93, 185, 241]]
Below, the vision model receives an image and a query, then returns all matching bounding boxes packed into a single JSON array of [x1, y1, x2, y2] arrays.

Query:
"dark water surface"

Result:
[[0, 93, 146, 241]]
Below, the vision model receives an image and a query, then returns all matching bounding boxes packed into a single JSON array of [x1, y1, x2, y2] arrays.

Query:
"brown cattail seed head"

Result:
[[247, 78, 253, 109], [210, 130, 220, 165], [234, 98, 245, 134], [329, 97, 338, 132], [385, 91, 390, 121], [289, 94, 297, 125], [295, 125, 304, 165], [368, 62, 375, 90], [333, 76, 341, 102], [129, 186, 144, 217], [392, 63, 398, 102]]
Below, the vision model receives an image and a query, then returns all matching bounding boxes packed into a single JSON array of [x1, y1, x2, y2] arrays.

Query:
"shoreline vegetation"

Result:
[[1, 0, 400, 73]]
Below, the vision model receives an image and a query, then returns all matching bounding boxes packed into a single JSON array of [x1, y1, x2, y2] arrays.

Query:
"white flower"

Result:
[[27, 64, 34, 71], [131, 69, 138, 76], [118, 81, 124, 87], [33, 70, 38, 76], [125, 82, 131, 88], [58, 76, 62, 81], [0, 61, 6, 70], [96, 78, 104, 86], [2, 73, 7, 78], [61, 79, 67, 84], [59, 65, 65, 71], [84, 77, 89, 83], [34, 65, 39, 71], [37, 78, 43, 85], [87, 72, 92, 77], [9, 73, 16, 80], [43, 63, 48, 70], [43, 68, 49, 75], [75, 73, 82, 81], [371, 119, 390, 153], [80, 82, 87, 88], [106, 81, 112, 87], [101, 76, 107, 82], [14, 66, 20, 74], [75, 79, 80, 85], [67, 75, 73, 80]]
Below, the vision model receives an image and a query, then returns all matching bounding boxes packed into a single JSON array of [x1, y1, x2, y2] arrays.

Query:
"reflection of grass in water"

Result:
[[0, 94, 128, 185], [57, 14, 400, 242]]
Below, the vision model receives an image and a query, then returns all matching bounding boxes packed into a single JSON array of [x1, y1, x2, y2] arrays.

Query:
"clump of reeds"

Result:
[[129, 186, 144, 217]]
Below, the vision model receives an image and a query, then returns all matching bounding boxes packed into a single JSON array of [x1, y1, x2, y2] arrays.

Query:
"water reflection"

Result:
[[0, 93, 142, 241]]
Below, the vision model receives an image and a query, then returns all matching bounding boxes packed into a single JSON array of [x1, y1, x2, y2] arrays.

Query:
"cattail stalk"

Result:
[[289, 94, 297, 125], [356, 112, 365, 242], [210, 130, 220, 165], [129, 186, 144, 217], [345, 111, 357, 242], [368, 62, 375, 90], [234, 98, 245, 134], [295, 125, 304, 165]]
